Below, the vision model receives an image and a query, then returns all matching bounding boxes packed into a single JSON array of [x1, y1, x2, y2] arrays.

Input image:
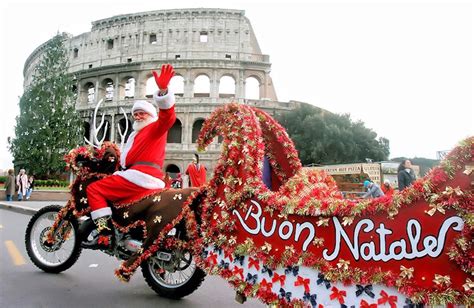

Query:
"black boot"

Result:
[[93, 216, 114, 249]]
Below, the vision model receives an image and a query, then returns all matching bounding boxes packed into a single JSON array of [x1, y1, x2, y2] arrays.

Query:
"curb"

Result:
[[0, 202, 38, 215]]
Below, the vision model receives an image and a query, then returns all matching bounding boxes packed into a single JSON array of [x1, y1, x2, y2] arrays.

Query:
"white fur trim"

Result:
[[91, 207, 112, 220], [153, 90, 175, 110], [132, 100, 158, 119], [114, 169, 165, 189]]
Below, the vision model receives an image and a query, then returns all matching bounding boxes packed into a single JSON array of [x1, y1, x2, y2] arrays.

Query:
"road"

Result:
[[0, 208, 263, 308]]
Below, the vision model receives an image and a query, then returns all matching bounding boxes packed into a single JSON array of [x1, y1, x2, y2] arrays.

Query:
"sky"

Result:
[[0, 0, 472, 170]]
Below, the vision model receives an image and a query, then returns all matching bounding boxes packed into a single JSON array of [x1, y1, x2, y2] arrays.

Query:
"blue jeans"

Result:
[[6, 195, 12, 201], [18, 194, 23, 201], [26, 188, 33, 199]]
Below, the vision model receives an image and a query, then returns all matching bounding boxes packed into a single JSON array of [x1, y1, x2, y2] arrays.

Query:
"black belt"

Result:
[[123, 161, 162, 171]]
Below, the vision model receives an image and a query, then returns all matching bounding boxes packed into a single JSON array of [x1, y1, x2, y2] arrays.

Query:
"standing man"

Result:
[[86, 64, 176, 249], [397, 159, 416, 191], [185, 153, 207, 187]]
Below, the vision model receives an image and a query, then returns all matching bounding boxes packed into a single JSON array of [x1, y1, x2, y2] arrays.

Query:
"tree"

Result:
[[9, 33, 82, 178], [276, 103, 389, 165]]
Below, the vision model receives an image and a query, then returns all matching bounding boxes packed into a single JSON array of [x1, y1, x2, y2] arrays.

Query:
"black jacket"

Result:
[[398, 169, 415, 190]]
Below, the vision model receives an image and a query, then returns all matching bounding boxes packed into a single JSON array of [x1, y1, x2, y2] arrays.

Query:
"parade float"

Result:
[[26, 102, 473, 307], [174, 103, 473, 307]]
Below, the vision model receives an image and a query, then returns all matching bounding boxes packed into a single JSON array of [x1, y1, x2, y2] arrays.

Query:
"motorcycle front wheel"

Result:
[[25, 205, 82, 273], [141, 249, 206, 299]]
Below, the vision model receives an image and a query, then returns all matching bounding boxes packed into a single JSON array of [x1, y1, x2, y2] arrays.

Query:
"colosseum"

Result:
[[23, 8, 301, 181]]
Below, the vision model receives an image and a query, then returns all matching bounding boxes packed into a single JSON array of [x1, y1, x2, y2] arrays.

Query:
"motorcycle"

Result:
[[24, 102, 206, 299]]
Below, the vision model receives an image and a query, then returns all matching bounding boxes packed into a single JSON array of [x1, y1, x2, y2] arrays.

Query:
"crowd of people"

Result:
[[4, 169, 35, 201]]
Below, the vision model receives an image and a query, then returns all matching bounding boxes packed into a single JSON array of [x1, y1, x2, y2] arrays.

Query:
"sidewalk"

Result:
[[0, 200, 66, 215]]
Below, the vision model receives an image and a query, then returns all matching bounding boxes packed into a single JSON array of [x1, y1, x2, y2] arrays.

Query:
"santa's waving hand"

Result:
[[86, 64, 177, 250]]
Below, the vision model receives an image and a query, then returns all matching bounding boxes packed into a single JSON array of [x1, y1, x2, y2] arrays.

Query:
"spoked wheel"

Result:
[[141, 249, 206, 299], [25, 205, 82, 273]]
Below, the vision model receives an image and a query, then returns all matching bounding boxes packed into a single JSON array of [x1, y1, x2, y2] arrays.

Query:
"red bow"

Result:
[[294, 275, 311, 293], [232, 266, 244, 279], [360, 299, 377, 308], [260, 278, 273, 290], [329, 287, 346, 304], [248, 257, 260, 270], [207, 252, 218, 265], [272, 272, 286, 286], [378, 290, 397, 308], [224, 250, 234, 262]]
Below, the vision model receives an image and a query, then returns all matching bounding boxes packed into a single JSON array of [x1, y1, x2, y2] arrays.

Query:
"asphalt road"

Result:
[[0, 208, 263, 308]]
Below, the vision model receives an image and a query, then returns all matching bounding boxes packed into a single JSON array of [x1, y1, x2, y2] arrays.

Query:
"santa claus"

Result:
[[86, 64, 176, 248]]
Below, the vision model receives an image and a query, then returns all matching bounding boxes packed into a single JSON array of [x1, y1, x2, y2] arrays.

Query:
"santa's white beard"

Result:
[[133, 117, 156, 131]]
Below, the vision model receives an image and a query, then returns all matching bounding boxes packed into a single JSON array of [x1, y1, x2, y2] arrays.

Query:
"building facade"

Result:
[[23, 8, 299, 178]]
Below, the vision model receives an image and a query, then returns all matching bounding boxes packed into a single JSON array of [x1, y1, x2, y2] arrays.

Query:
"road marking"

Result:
[[5, 241, 26, 266], [89, 264, 98, 268]]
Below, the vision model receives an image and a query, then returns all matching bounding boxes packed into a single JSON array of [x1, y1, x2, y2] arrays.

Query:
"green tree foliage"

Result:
[[276, 103, 390, 165], [9, 33, 82, 178]]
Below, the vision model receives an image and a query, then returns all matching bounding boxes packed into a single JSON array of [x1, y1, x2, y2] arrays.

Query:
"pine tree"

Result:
[[9, 33, 82, 178]]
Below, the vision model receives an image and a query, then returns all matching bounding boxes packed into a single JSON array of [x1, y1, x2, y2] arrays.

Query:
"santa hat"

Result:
[[132, 100, 157, 119]]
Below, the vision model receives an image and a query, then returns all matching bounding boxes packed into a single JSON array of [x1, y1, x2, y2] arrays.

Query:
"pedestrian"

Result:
[[185, 153, 207, 187], [381, 179, 394, 196], [86, 64, 176, 249], [4, 169, 16, 201], [397, 159, 416, 191], [362, 180, 385, 198], [26, 175, 35, 200], [16, 169, 28, 201]]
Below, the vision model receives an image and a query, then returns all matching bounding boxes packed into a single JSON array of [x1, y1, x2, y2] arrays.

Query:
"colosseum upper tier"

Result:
[[23, 8, 300, 178]]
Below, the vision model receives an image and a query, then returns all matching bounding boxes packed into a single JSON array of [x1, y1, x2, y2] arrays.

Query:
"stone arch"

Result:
[[169, 75, 184, 97], [167, 118, 182, 143], [145, 76, 157, 97], [83, 121, 90, 141], [96, 118, 111, 142], [99, 77, 114, 101], [245, 76, 260, 100], [219, 75, 235, 98], [82, 81, 95, 104], [193, 74, 210, 97], [191, 118, 205, 143], [120, 76, 136, 99]]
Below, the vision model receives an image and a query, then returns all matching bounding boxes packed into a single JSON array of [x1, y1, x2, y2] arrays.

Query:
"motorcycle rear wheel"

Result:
[[25, 205, 82, 273], [141, 249, 206, 299]]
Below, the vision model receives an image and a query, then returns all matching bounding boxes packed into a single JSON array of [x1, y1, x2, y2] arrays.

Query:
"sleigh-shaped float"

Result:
[[172, 103, 473, 307]]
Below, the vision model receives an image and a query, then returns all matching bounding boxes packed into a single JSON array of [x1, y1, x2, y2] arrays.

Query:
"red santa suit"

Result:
[[87, 91, 175, 219], [185, 162, 207, 187]]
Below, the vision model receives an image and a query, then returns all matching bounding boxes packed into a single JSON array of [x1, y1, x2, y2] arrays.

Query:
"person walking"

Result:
[[397, 160, 416, 191], [4, 169, 16, 201], [26, 175, 35, 200], [16, 169, 28, 201]]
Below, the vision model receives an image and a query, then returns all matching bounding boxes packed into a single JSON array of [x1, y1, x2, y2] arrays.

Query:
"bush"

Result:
[[36, 179, 69, 187], [0, 176, 6, 184]]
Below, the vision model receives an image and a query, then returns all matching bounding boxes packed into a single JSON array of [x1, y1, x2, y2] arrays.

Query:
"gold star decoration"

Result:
[[80, 197, 88, 204], [312, 237, 324, 247], [463, 278, 474, 291], [123, 211, 129, 219], [173, 193, 182, 200], [317, 218, 329, 227], [433, 274, 451, 286], [153, 215, 162, 224], [425, 203, 445, 216], [337, 259, 350, 271], [261, 242, 272, 252], [153, 195, 161, 202], [400, 266, 414, 279], [342, 216, 354, 226]]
